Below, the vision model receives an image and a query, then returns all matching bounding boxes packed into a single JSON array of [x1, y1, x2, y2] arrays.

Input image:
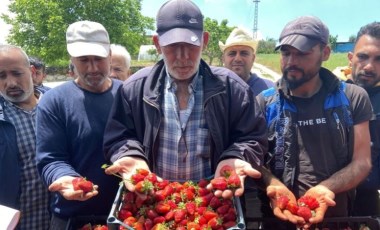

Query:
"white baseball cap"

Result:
[[66, 20, 110, 57]]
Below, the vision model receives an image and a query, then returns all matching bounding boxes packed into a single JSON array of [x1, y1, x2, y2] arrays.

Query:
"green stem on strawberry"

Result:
[[101, 164, 133, 184]]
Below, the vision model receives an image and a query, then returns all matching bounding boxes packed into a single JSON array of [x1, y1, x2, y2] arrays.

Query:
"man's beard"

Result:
[[353, 71, 379, 90], [283, 67, 316, 90]]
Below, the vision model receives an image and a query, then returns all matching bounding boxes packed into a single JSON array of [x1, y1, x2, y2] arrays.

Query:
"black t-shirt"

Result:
[[291, 86, 332, 194], [290, 83, 372, 216]]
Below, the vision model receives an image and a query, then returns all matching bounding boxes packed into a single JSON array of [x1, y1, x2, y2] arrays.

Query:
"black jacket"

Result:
[[104, 59, 268, 172]]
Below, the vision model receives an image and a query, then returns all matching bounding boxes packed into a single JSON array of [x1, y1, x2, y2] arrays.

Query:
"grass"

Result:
[[255, 52, 350, 74], [129, 52, 350, 77]]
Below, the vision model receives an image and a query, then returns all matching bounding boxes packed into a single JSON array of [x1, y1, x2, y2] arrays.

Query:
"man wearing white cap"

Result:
[[220, 27, 274, 96], [103, 0, 267, 199], [256, 16, 372, 229], [36, 20, 122, 228]]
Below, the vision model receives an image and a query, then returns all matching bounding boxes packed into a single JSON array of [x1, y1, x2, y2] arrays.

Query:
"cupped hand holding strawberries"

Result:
[[300, 185, 336, 229], [103, 156, 158, 198], [48, 175, 98, 201], [267, 181, 336, 229], [266, 181, 304, 225], [207, 158, 262, 199]]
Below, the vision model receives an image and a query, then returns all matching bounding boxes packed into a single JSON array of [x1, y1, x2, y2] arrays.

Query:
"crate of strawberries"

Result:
[[106, 167, 245, 230]]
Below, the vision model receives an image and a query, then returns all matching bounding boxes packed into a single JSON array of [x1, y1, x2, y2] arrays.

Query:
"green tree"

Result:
[[2, 0, 154, 65], [257, 38, 276, 54], [147, 48, 160, 62], [329, 34, 338, 52], [203, 18, 234, 65], [349, 35, 356, 42]]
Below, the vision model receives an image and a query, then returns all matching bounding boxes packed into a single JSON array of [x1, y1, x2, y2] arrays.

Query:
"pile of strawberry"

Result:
[[277, 195, 320, 221], [117, 168, 239, 230]]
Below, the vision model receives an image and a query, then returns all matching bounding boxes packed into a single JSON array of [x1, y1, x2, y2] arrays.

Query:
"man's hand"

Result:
[[207, 159, 261, 199], [266, 182, 304, 225], [300, 185, 336, 229], [48, 176, 98, 201], [104, 156, 152, 194]]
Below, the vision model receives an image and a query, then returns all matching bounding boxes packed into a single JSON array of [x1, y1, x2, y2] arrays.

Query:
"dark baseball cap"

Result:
[[156, 0, 204, 46], [275, 16, 329, 52]]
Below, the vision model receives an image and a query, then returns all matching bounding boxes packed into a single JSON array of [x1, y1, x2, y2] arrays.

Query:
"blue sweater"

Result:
[[36, 80, 122, 218]]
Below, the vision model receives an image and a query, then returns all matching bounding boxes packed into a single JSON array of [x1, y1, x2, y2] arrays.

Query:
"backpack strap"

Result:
[[324, 81, 353, 127]]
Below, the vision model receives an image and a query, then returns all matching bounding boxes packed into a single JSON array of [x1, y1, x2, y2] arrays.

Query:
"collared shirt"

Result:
[[4, 99, 50, 229], [156, 71, 211, 181]]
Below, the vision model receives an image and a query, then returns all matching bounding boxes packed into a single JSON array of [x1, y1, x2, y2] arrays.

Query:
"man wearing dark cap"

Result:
[[36, 20, 122, 228], [103, 0, 267, 200], [255, 16, 373, 229]]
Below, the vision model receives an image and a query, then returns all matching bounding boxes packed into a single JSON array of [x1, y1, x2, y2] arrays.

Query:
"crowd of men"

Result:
[[0, 0, 379, 229]]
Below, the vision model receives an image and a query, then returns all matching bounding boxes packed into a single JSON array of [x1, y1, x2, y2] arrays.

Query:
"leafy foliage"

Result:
[[2, 0, 154, 65], [329, 34, 338, 51], [203, 18, 234, 66], [257, 38, 277, 54]]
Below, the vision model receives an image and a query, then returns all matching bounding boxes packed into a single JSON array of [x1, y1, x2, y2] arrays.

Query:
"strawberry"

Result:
[[298, 195, 319, 210], [210, 177, 227, 191], [198, 187, 211, 196], [72, 177, 94, 193], [222, 208, 236, 222], [222, 220, 236, 229], [155, 179, 170, 190], [133, 222, 144, 230], [153, 216, 166, 224], [136, 168, 150, 177], [276, 195, 290, 210], [118, 209, 133, 220], [154, 189, 168, 202], [144, 218, 154, 230], [286, 202, 299, 215], [164, 210, 174, 221], [187, 221, 200, 230], [186, 201, 196, 215], [93, 225, 108, 230], [163, 184, 174, 196], [227, 174, 241, 189], [146, 173, 158, 183], [182, 188, 195, 201], [131, 173, 146, 185], [207, 216, 223, 229], [216, 204, 230, 215], [123, 216, 137, 226], [196, 206, 207, 215], [219, 165, 234, 178], [198, 178, 209, 188], [155, 201, 171, 214], [174, 208, 187, 223], [297, 206, 312, 221], [209, 196, 222, 209], [203, 210, 218, 221], [171, 192, 182, 204], [146, 208, 159, 220], [134, 180, 154, 194]]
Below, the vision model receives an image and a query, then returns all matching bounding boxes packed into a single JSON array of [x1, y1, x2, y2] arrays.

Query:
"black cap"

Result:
[[276, 16, 329, 52], [156, 0, 204, 46]]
